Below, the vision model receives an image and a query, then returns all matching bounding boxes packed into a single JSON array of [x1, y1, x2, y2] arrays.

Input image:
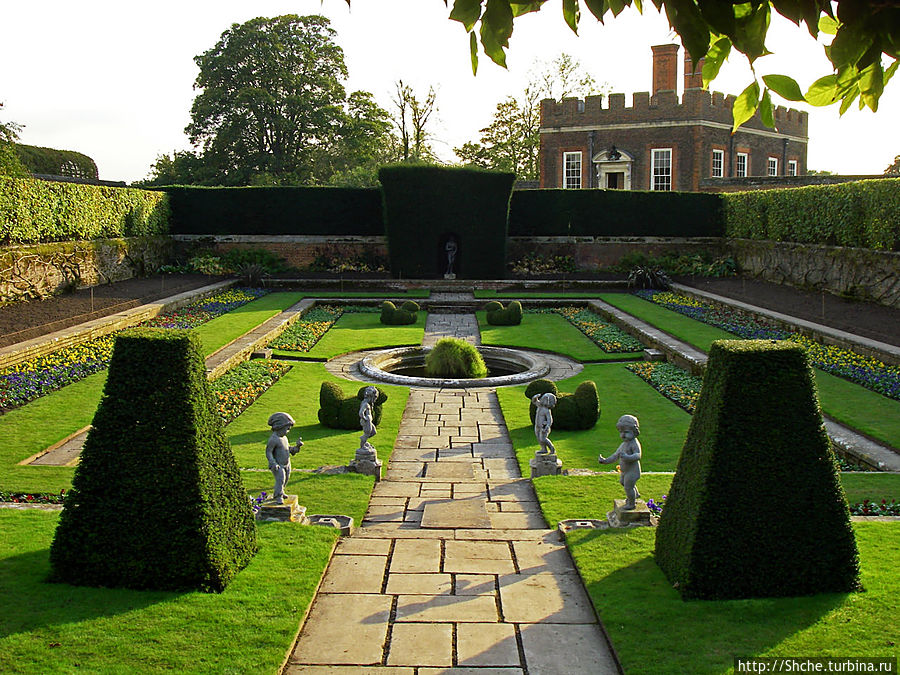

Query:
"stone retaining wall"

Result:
[[507, 236, 727, 269], [727, 239, 900, 309], [0, 236, 173, 302]]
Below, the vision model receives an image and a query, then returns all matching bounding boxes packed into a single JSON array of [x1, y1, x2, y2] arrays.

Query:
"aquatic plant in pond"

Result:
[[0, 288, 270, 413], [210, 360, 291, 424], [530, 307, 644, 352], [635, 290, 900, 400], [627, 361, 702, 413]]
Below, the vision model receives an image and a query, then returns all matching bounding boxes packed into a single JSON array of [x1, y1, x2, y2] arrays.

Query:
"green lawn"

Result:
[[497, 364, 692, 475], [474, 289, 622, 299], [534, 475, 899, 674], [300, 290, 430, 298], [0, 509, 337, 675], [478, 311, 640, 362], [273, 311, 426, 360], [599, 293, 900, 449], [0, 292, 309, 493]]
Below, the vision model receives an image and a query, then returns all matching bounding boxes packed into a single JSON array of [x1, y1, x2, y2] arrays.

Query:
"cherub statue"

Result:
[[266, 412, 302, 505], [532, 392, 557, 456], [358, 386, 378, 455], [598, 414, 642, 509]]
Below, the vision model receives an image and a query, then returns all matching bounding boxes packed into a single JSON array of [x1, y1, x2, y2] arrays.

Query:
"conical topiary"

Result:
[[654, 340, 859, 600], [49, 328, 258, 592]]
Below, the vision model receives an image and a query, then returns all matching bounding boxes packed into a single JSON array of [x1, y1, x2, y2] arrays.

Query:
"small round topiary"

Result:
[[381, 300, 417, 325], [525, 378, 599, 429], [483, 301, 503, 313], [401, 300, 420, 312], [424, 337, 487, 379]]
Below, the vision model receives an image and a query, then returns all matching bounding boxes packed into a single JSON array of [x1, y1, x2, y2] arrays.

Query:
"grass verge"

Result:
[[0, 509, 336, 675], [497, 364, 692, 474], [478, 311, 638, 362], [273, 311, 426, 360], [534, 475, 900, 674], [599, 293, 900, 449], [195, 291, 306, 354]]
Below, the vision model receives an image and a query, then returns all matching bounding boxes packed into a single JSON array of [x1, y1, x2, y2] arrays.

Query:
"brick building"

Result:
[[539, 44, 808, 192]]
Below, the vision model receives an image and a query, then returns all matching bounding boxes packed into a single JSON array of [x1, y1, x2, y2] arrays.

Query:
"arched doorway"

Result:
[[593, 147, 634, 190]]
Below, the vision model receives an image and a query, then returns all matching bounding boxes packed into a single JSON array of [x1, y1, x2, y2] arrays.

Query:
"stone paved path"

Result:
[[286, 315, 618, 674]]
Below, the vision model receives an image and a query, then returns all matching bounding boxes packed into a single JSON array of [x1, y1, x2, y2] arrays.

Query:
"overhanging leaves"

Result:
[[732, 80, 761, 133], [762, 74, 804, 101], [480, 0, 514, 67]]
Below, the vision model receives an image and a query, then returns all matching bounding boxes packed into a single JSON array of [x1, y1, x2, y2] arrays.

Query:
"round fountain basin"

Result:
[[360, 346, 550, 388]]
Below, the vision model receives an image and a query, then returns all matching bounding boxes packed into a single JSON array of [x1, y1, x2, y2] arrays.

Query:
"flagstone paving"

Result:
[[286, 314, 619, 674]]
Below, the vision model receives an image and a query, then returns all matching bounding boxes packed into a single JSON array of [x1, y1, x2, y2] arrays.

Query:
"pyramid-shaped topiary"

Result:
[[49, 328, 258, 592], [654, 340, 859, 600]]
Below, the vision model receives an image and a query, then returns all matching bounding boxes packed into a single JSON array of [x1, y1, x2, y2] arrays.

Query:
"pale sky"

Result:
[[1, 0, 897, 183]]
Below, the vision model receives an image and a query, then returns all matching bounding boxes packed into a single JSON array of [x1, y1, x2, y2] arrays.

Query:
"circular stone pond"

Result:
[[359, 346, 552, 388]]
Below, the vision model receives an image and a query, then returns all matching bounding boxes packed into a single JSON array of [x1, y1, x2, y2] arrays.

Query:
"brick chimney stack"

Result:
[[651, 44, 680, 95], [684, 53, 705, 90]]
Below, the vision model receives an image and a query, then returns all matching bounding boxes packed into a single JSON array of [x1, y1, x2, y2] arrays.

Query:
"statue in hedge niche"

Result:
[[598, 414, 642, 510], [265, 412, 303, 505], [444, 237, 458, 278]]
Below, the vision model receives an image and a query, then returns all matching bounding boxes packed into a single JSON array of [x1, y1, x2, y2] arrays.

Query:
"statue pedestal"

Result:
[[444, 273, 456, 280], [530, 452, 563, 478], [256, 494, 309, 523], [349, 445, 382, 480], [606, 499, 652, 528]]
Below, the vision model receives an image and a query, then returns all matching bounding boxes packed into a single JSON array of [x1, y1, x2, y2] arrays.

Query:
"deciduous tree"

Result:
[[0, 102, 27, 178], [391, 80, 439, 163], [885, 154, 900, 176]]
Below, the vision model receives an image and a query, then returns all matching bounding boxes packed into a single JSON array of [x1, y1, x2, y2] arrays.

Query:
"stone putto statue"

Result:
[[266, 412, 302, 505], [358, 386, 379, 456], [598, 414, 642, 509], [532, 392, 557, 456]]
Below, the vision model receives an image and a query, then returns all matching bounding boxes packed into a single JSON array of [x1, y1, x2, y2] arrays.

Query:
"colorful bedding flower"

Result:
[[627, 361, 702, 413], [210, 359, 291, 424], [269, 305, 344, 352], [530, 307, 644, 353]]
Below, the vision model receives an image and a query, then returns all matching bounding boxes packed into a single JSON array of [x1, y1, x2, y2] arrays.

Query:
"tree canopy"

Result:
[[0, 103, 27, 178], [421, 0, 900, 131], [177, 15, 393, 186]]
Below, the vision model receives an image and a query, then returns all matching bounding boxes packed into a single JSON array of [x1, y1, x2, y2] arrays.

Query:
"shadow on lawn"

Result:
[[0, 549, 180, 640], [569, 529, 847, 673]]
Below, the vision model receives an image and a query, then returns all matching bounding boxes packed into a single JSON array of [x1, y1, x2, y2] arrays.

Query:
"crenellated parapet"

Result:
[[540, 89, 808, 138]]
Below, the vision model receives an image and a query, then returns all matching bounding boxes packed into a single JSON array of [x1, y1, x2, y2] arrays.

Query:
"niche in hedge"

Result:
[[380, 300, 419, 325], [49, 329, 258, 592], [484, 300, 523, 325], [524, 379, 600, 430], [654, 340, 860, 600], [319, 381, 388, 429], [379, 165, 515, 279]]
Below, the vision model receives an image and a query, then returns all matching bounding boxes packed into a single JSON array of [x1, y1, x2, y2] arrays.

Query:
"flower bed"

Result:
[[636, 290, 900, 401], [211, 360, 291, 424], [0, 288, 270, 413], [269, 305, 344, 352], [849, 499, 900, 516], [626, 361, 702, 413], [531, 307, 644, 353], [0, 490, 65, 504]]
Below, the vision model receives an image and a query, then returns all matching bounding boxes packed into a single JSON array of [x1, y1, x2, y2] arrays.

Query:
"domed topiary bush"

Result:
[[318, 381, 388, 429], [654, 340, 860, 600], [48, 329, 257, 593], [425, 337, 487, 379], [485, 300, 523, 325], [524, 378, 600, 430], [380, 300, 419, 325]]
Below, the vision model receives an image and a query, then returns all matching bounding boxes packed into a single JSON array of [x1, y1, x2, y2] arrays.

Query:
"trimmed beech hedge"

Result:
[[163, 186, 384, 236], [724, 179, 900, 250], [654, 340, 859, 600], [49, 329, 258, 592], [508, 189, 724, 237], [380, 165, 515, 279], [0, 176, 169, 244], [15, 144, 99, 179]]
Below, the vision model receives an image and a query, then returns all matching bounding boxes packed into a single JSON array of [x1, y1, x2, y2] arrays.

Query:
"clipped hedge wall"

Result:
[[654, 340, 859, 600], [318, 381, 387, 429], [508, 189, 724, 238], [49, 329, 258, 592], [524, 378, 600, 430], [0, 176, 169, 244], [724, 179, 900, 251], [380, 165, 515, 279], [15, 144, 99, 180], [162, 186, 384, 236]]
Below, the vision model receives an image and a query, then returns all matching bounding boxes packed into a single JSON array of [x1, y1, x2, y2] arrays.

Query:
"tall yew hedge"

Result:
[[49, 329, 257, 592], [724, 178, 899, 250], [654, 340, 859, 600], [379, 165, 515, 279], [0, 176, 169, 244]]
